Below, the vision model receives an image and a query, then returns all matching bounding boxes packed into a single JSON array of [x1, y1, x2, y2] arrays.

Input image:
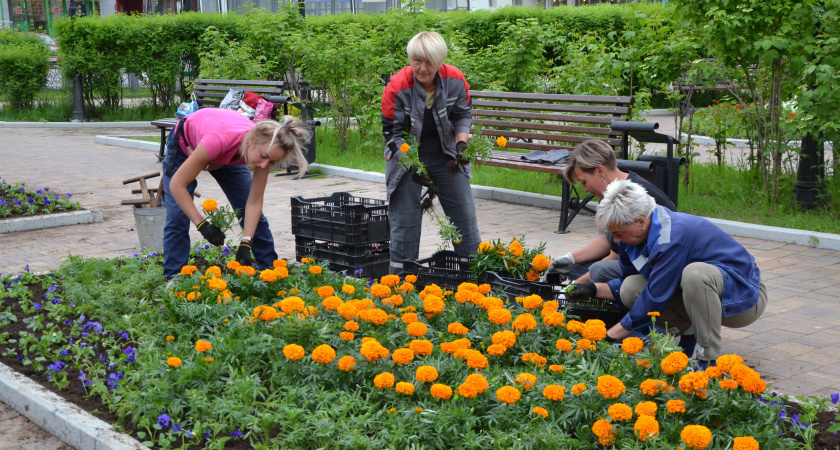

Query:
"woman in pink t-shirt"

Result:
[[161, 108, 311, 279]]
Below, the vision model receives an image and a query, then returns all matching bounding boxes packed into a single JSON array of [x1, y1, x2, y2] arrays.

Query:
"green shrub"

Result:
[[0, 30, 50, 109]]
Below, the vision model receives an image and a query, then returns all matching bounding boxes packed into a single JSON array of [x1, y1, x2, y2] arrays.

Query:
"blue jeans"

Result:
[[388, 152, 481, 274], [161, 128, 277, 278]]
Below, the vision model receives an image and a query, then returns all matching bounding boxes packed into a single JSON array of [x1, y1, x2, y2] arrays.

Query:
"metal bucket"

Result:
[[133, 206, 166, 253]]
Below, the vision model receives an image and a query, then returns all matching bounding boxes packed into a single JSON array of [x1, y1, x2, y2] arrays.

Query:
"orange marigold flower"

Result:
[[465, 350, 488, 370], [635, 401, 658, 417], [496, 136, 508, 148], [548, 364, 564, 373], [374, 372, 395, 390], [379, 274, 400, 287], [622, 337, 644, 354], [397, 282, 414, 293], [609, 403, 633, 422], [322, 296, 343, 311], [226, 261, 241, 271], [576, 338, 595, 353], [647, 311, 660, 317], [343, 321, 359, 332], [447, 322, 469, 335], [283, 344, 305, 361], [543, 384, 566, 401], [542, 312, 565, 327], [667, 399, 687, 414], [308, 265, 322, 275], [634, 415, 660, 442], [253, 305, 280, 322], [555, 338, 573, 352], [640, 379, 668, 397], [509, 241, 524, 257], [520, 294, 543, 311], [340, 331, 354, 341], [395, 381, 415, 395], [202, 198, 217, 212], [681, 425, 713, 450], [402, 274, 417, 283], [477, 241, 492, 252], [359, 307, 389, 325], [597, 375, 626, 399], [195, 340, 212, 352], [415, 365, 439, 383], [206, 277, 228, 291], [341, 284, 355, 295], [482, 296, 504, 310], [204, 357, 214, 363], [317, 285, 335, 298], [180, 265, 198, 275], [487, 308, 512, 326], [521, 352, 547, 367], [430, 383, 453, 400], [514, 372, 537, 390], [258, 269, 277, 283], [720, 378, 738, 390], [637, 359, 651, 368], [458, 382, 479, 399], [407, 321, 428, 337], [486, 344, 507, 356], [512, 313, 537, 332], [205, 266, 222, 277], [705, 366, 724, 379], [531, 254, 550, 272], [392, 348, 415, 365], [360, 340, 390, 362], [582, 320, 607, 341], [167, 356, 182, 367], [338, 355, 356, 372], [679, 371, 709, 395], [166, 335, 175, 341], [532, 407, 548, 418], [492, 330, 516, 349], [661, 351, 689, 375], [400, 142, 410, 153], [716, 354, 745, 373], [274, 266, 289, 279], [280, 297, 306, 314], [423, 295, 445, 316], [273, 259, 287, 268], [733, 436, 759, 450], [496, 386, 521, 404], [312, 344, 336, 364], [383, 294, 404, 308], [337, 302, 358, 320], [592, 419, 615, 446], [571, 383, 587, 395], [409, 339, 434, 356], [235, 265, 255, 277], [465, 374, 489, 393], [370, 283, 391, 298], [566, 320, 585, 334], [186, 291, 201, 302], [401, 312, 419, 324]]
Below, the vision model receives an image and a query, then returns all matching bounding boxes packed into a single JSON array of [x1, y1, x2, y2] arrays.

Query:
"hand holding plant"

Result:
[[197, 199, 238, 246], [446, 124, 505, 175], [470, 236, 551, 280]]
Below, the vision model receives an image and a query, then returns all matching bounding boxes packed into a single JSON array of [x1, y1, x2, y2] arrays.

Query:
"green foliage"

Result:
[[0, 29, 50, 109], [197, 26, 267, 81]]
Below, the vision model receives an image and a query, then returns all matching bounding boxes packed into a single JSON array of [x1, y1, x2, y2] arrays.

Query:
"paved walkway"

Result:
[[1, 124, 839, 447]]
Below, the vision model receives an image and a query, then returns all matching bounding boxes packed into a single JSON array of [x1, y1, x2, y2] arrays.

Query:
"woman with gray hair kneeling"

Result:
[[565, 179, 767, 368]]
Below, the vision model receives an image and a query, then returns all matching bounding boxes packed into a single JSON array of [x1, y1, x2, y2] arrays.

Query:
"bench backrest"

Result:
[[191, 78, 286, 108], [470, 91, 634, 158]]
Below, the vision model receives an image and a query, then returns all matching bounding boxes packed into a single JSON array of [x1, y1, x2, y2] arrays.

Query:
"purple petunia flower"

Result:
[[63, 318, 73, 326], [172, 423, 182, 432], [17, 354, 24, 362], [148, 251, 158, 258], [24, 265, 29, 272], [832, 392, 839, 405], [67, 193, 72, 198], [44, 198, 51, 206], [51, 297, 61, 304], [47, 361, 66, 371], [59, 349, 69, 356], [231, 430, 243, 438], [33, 302, 41, 311], [78, 369, 90, 386], [158, 413, 171, 428], [69, 302, 75, 308], [185, 430, 192, 438], [36, 189, 43, 195], [123, 347, 136, 363], [119, 330, 130, 340]]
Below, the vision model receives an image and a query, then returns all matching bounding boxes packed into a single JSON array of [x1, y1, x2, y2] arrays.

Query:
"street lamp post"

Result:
[[68, 0, 86, 122]]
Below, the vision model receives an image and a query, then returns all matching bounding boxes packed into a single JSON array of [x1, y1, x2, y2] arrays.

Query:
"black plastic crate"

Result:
[[402, 250, 478, 290], [485, 271, 566, 301], [295, 237, 390, 278], [558, 295, 624, 329], [291, 192, 389, 244]]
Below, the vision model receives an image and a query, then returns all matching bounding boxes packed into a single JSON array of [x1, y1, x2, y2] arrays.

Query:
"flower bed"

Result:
[[0, 177, 82, 219], [0, 249, 837, 449]]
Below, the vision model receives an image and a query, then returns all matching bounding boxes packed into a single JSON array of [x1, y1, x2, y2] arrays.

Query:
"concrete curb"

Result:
[[94, 135, 159, 152], [0, 209, 103, 234], [0, 362, 146, 449], [0, 121, 154, 128], [310, 164, 840, 252]]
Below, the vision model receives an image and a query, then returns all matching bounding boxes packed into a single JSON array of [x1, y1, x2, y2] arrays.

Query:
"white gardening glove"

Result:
[[547, 252, 575, 280]]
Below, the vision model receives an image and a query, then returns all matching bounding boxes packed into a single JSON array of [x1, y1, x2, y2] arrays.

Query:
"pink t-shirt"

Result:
[[181, 108, 254, 165]]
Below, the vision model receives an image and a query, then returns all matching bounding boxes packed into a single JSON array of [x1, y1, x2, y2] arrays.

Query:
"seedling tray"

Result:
[[558, 295, 624, 329], [291, 192, 389, 244], [402, 250, 478, 290], [485, 271, 565, 301], [295, 237, 390, 279]]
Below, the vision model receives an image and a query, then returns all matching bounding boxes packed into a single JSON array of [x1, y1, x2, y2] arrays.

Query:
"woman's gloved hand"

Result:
[[410, 166, 434, 188], [548, 252, 575, 279], [196, 220, 225, 246], [565, 282, 597, 301], [236, 241, 254, 267]]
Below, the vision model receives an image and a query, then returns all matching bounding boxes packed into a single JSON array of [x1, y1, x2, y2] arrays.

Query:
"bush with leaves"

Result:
[[0, 29, 50, 109]]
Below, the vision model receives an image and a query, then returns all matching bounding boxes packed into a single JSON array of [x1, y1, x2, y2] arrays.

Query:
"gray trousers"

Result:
[[589, 260, 622, 283], [388, 156, 481, 274], [619, 262, 767, 361]]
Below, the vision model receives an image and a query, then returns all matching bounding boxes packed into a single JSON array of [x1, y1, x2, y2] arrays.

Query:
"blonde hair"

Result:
[[564, 139, 619, 185], [406, 31, 448, 70], [240, 116, 312, 174]]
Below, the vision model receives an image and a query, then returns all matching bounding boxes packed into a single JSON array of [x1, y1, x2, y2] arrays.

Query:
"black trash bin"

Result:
[[638, 154, 686, 209]]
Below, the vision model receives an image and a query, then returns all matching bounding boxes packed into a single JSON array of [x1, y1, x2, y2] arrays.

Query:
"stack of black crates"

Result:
[[291, 192, 391, 279]]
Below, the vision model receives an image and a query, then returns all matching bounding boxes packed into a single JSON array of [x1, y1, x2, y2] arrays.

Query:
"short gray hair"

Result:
[[406, 31, 448, 69], [595, 179, 656, 233]]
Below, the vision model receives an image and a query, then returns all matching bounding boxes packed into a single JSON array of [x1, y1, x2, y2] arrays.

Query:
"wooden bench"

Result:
[[150, 78, 289, 162], [469, 91, 653, 233]]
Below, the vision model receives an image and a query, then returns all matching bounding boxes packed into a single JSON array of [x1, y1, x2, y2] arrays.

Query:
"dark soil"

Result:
[[1, 274, 837, 449]]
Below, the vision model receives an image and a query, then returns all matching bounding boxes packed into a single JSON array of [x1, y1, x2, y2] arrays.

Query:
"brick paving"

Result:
[[1, 124, 839, 446]]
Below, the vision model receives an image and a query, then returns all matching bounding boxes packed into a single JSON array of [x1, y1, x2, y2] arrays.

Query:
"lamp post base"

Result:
[[71, 75, 86, 122]]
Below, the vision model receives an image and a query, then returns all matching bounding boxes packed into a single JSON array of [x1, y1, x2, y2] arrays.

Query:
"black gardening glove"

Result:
[[455, 140, 468, 155], [236, 241, 254, 267], [410, 166, 434, 188], [196, 220, 225, 246], [447, 141, 471, 175], [565, 282, 597, 301]]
